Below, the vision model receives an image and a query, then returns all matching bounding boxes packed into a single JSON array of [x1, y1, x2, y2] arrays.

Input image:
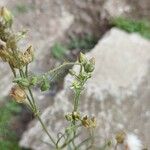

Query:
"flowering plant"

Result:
[[0, 7, 97, 150]]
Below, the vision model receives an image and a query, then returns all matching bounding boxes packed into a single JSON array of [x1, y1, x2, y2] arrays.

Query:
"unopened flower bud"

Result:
[[79, 52, 88, 64], [65, 113, 73, 121], [72, 111, 81, 120], [10, 85, 27, 103], [0, 7, 13, 26], [40, 79, 50, 91], [84, 58, 95, 73]]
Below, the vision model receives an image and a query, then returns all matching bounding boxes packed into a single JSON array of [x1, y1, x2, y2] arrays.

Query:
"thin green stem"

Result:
[[17, 66, 56, 147], [26, 94, 35, 110], [36, 114, 56, 146], [60, 134, 79, 149], [46, 62, 80, 77], [73, 91, 81, 112], [27, 87, 37, 110]]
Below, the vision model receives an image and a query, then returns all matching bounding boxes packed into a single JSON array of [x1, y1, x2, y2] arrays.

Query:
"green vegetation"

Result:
[[68, 34, 97, 52], [51, 43, 67, 60], [51, 34, 97, 60], [13, 3, 34, 14], [111, 17, 150, 39], [0, 7, 97, 149], [0, 100, 21, 150]]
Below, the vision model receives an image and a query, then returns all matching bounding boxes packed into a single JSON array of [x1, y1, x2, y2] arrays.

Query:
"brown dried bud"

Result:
[[0, 49, 12, 62], [10, 85, 27, 103], [9, 46, 34, 68], [115, 131, 126, 144], [22, 45, 34, 64], [82, 116, 96, 128]]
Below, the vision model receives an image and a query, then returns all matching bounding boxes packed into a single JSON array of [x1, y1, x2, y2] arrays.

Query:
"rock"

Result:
[[101, 0, 131, 18], [20, 28, 150, 149], [0, 63, 12, 99], [0, 0, 9, 6]]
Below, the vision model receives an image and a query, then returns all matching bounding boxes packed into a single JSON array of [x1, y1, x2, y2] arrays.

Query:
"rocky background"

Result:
[[0, 0, 150, 150]]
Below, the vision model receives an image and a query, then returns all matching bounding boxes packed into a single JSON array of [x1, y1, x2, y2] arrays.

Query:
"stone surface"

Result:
[[20, 28, 150, 149], [101, 0, 131, 18]]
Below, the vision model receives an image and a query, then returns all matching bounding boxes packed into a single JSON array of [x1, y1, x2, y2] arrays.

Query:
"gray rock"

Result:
[[20, 28, 150, 149]]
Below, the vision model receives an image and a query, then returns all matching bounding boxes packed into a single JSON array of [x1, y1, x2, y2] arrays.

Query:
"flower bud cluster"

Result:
[[65, 112, 96, 128], [65, 111, 81, 122], [70, 52, 95, 91], [0, 7, 34, 69]]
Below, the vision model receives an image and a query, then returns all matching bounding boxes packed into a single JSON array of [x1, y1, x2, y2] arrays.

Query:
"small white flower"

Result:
[[125, 133, 142, 150]]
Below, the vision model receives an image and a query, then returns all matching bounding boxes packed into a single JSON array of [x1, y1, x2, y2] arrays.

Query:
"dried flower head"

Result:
[[82, 116, 96, 128], [22, 45, 34, 64], [3, 46, 34, 68], [10, 85, 27, 103]]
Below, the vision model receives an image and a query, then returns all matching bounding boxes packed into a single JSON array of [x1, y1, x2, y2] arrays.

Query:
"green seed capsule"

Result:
[[40, 80, 50, 91]]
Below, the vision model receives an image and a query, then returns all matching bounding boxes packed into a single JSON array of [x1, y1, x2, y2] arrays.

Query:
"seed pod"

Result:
[[10, 85, 26, 103], [40, 79, 50, 91], [115, 131, 126, 144]]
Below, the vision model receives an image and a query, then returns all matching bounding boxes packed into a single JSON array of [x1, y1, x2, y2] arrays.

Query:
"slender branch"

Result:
[[36, 114, 56, 145], [46, 62, 80, 76], [27, 87, 37, 110]]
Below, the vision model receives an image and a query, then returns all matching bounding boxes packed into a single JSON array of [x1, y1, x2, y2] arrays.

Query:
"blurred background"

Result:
[[0, 0, 150, 149]]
